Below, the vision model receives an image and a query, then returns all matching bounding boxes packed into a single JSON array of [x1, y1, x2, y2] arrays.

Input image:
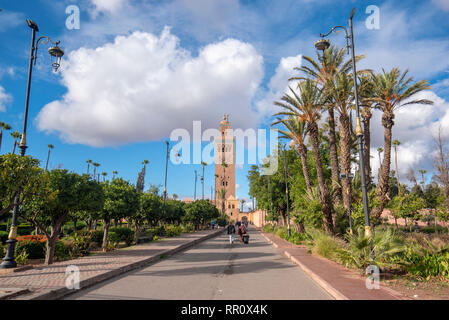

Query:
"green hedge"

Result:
[[109, 227, 134, 245], [17, 224, 34, 236], [16, 241, 46, 259], [0, 231, 8, 244]]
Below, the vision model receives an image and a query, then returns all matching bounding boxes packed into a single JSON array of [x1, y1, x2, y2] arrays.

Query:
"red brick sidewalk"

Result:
[[262, 232, 408, 300], [0, 229, 223, 300]]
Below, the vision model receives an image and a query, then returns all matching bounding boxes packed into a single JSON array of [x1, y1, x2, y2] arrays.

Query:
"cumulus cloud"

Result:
[[256, 54, 302, 119], [0, 86, 12, 112], [432, 0, 449, 11], [0, 11, 24, 33], [37, 28, 263, 147], [369, 91, 449, 183], [91, 0, 127, 14]]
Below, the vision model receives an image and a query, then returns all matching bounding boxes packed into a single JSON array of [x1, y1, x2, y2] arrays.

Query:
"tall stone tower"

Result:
[[215, 114, 239, 218]]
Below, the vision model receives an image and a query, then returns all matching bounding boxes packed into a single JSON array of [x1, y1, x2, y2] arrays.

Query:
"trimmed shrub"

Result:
[[17, 224, 34, 236], [16, 240, 45, 259], [181, 223, 195, 233], [109, 227, 134, 246], [53, 240, 70, 261], [0, 231, 8, 244], [91, 230, 104, 245], [165, 225, 183, 237], [107, 231, 120, 246]]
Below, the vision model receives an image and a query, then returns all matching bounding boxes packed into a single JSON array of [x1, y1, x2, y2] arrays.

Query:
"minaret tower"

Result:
[[215, 114, 237, 217]]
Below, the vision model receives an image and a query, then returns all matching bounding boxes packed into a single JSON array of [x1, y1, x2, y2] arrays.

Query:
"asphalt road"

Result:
[[65, 228, 332, 300]]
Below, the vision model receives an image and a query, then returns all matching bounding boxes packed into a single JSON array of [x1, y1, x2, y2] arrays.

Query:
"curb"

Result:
[[22, 229, 225, 300], [261, 233, 348, 300]]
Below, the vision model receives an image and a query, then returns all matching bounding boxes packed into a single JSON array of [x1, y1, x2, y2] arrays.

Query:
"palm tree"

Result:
[[369, 68, 433, 221], [392, 140, 401, 196], [291, 46, 355, 206], [112, 170, 118, 179], [45, 144, 54, 172], [142, 159, 149, 170], [272, 116, 313, 194], [274, 80, 334, 234], [359, 74, 376, 187], [326, 72, 355, 210], [219, 188, 226, 215], [10, 131, 20, 154], [92, 162, 100, 180], [86, 159, 92, 175], [102, 172, 107, 182], [0, 122, 11, 153], [377, 147, 383, 180], [240, 199, 246, 212], [419, 169, 427, 190], [172, 193, 178, 200]]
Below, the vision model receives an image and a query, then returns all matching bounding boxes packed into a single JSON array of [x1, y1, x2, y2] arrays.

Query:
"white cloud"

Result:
[[432, 0, 449, 11], [236, 184, 240, 190], [0, 11, 24, 33], [256, 54, 302, 119], [369, 91, 449, 183], [0, 86, 12, 112], [37, 28, 263, 147], [91, 0, 127, 14]]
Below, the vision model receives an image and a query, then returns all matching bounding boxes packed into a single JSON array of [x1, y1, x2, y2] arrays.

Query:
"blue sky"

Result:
[[1, 0, 449, 209]]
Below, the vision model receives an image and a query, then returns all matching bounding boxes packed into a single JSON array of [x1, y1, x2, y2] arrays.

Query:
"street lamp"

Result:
[[340, 172, 354, 234], [282, 144, 291, 238], [317, 8, 371, 237], [1, 20, 64, 269]]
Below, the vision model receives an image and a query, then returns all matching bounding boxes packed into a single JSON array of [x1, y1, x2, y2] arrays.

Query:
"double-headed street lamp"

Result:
[[315, 8, 371, 237], [1, 20, 64, 269]]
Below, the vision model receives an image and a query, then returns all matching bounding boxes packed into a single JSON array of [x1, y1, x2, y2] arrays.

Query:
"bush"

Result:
[[107, 231, 120, 246], [148, 226, 165, 237], [0, 231, 8, 244], [306, 229, 346, 262], [165, 225, 183, 237], [181, 223, 195, 233], [17, 224, 34, 236], [63, 221, 88, 235], [91, 230, 104, 245], [337, 228, 406, 271], [53, 240, 70, 261], [109, 227, 134, 246], [15, 250, 29, 265], [64, 232, 93, 257], [0, 223, 7, 232], [16, 240, 45, 259]]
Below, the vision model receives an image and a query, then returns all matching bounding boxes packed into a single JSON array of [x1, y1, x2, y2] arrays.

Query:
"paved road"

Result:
[[65, 229, 332, 300]]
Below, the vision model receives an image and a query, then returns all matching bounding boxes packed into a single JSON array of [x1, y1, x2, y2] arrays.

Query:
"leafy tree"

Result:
[[0, 154, 47, 218], [101, 178, 139, 250], [183, 200, 219, 230], [138, 192, 163, 227], [23, 170, 104, 264]]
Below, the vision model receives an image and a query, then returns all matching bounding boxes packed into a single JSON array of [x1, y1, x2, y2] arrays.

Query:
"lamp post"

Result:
[[316, 8, 371, 237], [194, 170, 197, 201], [282, 144, 291, 238], [163, 141, 169, 213], [340, 172, 354, 234], [1, 20, 64, 269]]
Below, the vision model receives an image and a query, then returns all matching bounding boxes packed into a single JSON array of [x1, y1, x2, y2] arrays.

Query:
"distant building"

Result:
[[214, 114, 240, 220]]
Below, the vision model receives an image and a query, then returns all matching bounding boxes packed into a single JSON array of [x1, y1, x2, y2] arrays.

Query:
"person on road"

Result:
[[227, 223, 236, 244], [211, 220, 216, 230], [238, 223, 247, 242]]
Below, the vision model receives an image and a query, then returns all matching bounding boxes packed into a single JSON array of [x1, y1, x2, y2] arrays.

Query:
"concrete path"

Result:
[[0, 229, 222, 300], [65, 228, 332, 300]]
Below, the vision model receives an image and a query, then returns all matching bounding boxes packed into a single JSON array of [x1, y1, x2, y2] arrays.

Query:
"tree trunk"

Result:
[[373, 111, 394, 222], [45, 149, 50, 171], [45, 236, 57, 265], [339, 113, 352, 211], [309, 122, 334, 234], [73, 218, 77, 233], [297, 143, 313, 194], [102, 219, 110, 252], [0, 130, 3, 153], [12, 141, 17, 155], [362, 108, 372, 187], [328, 108, 342, 205]]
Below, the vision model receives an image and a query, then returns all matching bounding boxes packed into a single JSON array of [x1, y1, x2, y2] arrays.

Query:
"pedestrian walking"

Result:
[[238, 223, 246, 242], [227, 223, 235, 244]]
